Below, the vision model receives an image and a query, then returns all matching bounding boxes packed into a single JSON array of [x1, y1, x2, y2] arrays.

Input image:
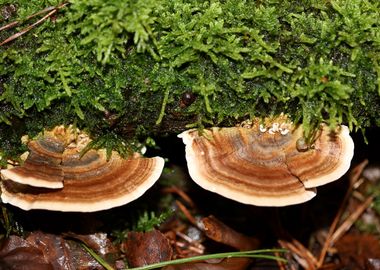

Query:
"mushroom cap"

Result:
[[1, 127, 165, 212], [1, 149, 164, 212], [1, 137, 65, 189], [178, 123, 354, 207], [282, 125, 354, 189]]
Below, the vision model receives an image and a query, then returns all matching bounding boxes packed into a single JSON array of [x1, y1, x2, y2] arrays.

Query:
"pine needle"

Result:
[[82, 243, 287, 270]]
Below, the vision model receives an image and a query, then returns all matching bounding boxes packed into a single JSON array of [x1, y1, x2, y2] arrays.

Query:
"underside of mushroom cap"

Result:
[[178, 119, 354, 207]]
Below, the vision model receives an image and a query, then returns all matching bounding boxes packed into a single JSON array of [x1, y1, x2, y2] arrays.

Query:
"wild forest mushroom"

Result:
[[1, 137, 65, 189], [0, 129, 165, 212], [178, 117, 354, 207]]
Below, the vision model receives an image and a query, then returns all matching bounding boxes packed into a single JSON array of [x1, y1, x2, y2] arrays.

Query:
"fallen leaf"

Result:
[[0, 235, 53, 270], [335, 233, 380, 270], [64, 232, 119, 260], [27, 231, 74, 269], [125, 229, 173, 267], [0, 231, 109, 270]]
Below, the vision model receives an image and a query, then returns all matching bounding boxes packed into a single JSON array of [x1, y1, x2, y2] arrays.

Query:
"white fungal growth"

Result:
[[279, 123, 291, 135], [21, 135, 29, 145], [256, 115, 293, 136], [280, 128, 289, 135], [239, 119, 253, 129], [259, 124, 267, 133], [268, 123, 279, 134], [272, 123, 280, 132]]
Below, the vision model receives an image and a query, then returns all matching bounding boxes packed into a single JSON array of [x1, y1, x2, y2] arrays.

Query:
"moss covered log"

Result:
[[0, 0, 380, 160]]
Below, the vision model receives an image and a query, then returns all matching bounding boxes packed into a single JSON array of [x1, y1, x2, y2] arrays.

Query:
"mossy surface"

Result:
[[1, 0, 380, 160]]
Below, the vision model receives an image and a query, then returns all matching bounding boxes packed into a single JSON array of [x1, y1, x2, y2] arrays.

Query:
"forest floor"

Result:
[[0, 128, 379, 270]]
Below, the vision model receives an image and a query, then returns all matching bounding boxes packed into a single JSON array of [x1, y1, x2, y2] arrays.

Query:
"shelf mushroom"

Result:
[[178, 118, 354, 206], [1, 137, 65, 189], [0, 130, 165, 212]]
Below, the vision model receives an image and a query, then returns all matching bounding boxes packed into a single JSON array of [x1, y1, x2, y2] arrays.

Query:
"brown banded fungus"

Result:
[[0, 127, 165, 212], [1, 137, 65, 189], [178, 117, 354, 206]]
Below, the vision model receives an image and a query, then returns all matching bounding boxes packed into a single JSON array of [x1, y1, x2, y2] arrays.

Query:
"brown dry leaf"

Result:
[[63, 232, 120, 269], [0, 231, 110, 270], [64, 232, 118, 257], [63, 239, 106, 270], [335, 233, 380, 270], [124, 229, 173, 267], [26, 231, 76, 269], [70, 233, 119, 269], [0, 235, 53, 270]]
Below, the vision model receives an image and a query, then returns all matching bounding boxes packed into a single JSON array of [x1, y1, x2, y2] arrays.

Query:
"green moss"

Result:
[[0, 0, 380, 159]]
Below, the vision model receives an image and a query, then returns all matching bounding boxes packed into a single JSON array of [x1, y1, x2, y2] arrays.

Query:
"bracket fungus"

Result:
[[0, 127, 165, 212], [178, 117, 354, 206], [1, 137, 65, 189]]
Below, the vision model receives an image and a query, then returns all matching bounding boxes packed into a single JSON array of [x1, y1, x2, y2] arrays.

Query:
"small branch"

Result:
[[200, 215, 260, 251], [317, 160, 369, 267], [0, 2, 68, 46], [0, 21, 19, 32], [278, 238, 320, 270], [330, 195, 373, 244], [0, 5, 57, 32], [291, 238, 318, 268], [175, 200, 197, 226], [278, 240, 311, 269], [162, 186, 196, 208]]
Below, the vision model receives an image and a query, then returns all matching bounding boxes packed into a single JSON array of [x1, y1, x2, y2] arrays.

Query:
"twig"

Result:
[[330, 195, 373, 243], [162, 187, 195, 208], [275, 250, 287, 270], [174, 240, 204, 255], [175, 200, 197, 226], [0, 21, 19, 32], [175, 231, 205, 254], [278, 240, 310, 269], [0, 10, 55, 46], [0, 2, 68, 46], [317, 160, 368, 267], [0, 5, 57, 32], [1, 206, 11, 236], [200, 215, 260, 251], [291, 238, 318, 268]]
